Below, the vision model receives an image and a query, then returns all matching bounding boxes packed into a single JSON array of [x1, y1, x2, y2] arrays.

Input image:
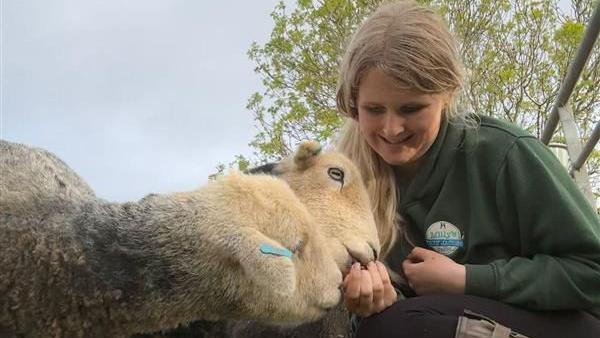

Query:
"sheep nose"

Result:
[[344, 239, 380, 266], [369, 241, 380, 261]]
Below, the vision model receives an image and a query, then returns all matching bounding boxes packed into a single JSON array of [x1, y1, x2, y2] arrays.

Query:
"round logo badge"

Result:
[[425, 221, 463, 256]]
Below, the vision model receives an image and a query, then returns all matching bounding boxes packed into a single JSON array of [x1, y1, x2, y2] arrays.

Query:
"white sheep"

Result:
[[0, 139, 379, 338]]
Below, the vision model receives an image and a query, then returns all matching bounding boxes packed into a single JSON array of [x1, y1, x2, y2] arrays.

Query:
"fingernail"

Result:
[[368, 261, 375, 268], [352, 262, 360, 270]]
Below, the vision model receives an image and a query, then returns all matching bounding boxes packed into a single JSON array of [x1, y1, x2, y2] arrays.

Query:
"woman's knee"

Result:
[[355, 298, 458, 338]]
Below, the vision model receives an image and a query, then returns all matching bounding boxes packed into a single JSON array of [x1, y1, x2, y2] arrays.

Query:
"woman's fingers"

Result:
[[402, 258, 414, 274], [344, 263, 374, 317], [344, 261, 399, 317], [402, 258, 416, 280], [359, 269, 373, 314], [367, 262, 384, 310], [407, 246, 431, 262], [402, 258, 421, 295], [344, 263, 362, 309], [376, 261, 391, 286], [376, 261, 397, 307]]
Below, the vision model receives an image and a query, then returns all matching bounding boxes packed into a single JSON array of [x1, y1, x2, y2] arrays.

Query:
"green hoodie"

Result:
[[385, 115, 600, 317]]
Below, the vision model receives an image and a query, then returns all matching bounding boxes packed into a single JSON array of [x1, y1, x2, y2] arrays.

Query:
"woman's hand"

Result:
[[343, 261, 397, 318], [402, 247, 466, 295]]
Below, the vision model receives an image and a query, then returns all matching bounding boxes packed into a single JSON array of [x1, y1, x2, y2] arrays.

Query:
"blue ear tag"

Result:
[[260, 244, 293, 259]]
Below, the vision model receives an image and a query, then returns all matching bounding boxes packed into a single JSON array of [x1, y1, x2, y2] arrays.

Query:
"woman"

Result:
[[336, 1, 600, 337]]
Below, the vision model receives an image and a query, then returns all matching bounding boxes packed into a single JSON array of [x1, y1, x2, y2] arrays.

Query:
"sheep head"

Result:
[[249, 141, 380, 275], [170, 170, 344, 325]]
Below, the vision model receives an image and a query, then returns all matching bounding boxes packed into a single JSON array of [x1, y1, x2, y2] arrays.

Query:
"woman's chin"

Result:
[[379, 152, 413, 166]]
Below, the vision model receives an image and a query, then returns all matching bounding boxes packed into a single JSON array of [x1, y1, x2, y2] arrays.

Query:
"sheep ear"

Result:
[[293, 140, 322, 171], [244, 163, 280, 176], [231, 227, 297, 297]]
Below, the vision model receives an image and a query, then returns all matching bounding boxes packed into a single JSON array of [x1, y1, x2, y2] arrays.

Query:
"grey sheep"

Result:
[[0, 140, 379, 337]]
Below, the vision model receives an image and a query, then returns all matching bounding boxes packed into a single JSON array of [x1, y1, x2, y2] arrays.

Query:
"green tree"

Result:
[[209, 154, 251, 180], [246, 0, 382, 161], [243, 0, 599, 195]]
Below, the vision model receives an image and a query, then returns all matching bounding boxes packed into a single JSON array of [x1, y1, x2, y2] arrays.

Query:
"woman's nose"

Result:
[[382, 114, 405, 137]]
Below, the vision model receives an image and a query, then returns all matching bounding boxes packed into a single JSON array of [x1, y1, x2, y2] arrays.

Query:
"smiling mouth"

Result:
[[381, 135, 412, 145]]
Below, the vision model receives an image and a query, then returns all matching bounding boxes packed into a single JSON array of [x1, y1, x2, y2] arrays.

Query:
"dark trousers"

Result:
[[355, 294, 600, 338]]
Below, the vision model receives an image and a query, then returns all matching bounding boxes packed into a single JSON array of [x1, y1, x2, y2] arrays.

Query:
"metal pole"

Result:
[[572, 122, 600, 172], [540, 2, 600, 144]]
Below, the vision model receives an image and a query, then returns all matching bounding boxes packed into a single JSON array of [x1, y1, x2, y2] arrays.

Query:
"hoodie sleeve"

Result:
[[465, 136, 600, 311]]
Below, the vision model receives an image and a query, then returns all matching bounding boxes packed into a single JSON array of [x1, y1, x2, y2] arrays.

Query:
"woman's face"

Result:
[[356, 68, 447, 172]]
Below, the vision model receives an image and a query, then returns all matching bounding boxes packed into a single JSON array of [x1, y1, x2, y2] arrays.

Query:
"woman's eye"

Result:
[[401, 105, 425, 114], [365, 106, 384, 114]]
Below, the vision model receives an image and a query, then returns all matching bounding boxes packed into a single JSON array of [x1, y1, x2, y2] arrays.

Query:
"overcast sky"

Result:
[[2, 0, 293, 202]]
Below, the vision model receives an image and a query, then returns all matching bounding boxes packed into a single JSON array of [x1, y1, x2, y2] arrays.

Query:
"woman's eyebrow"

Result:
[[400, 101, 428, 105], [360, 100, 428, 105]]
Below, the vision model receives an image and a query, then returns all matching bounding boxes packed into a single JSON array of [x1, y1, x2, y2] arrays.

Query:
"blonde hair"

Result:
[[335, 0, 468, 258]]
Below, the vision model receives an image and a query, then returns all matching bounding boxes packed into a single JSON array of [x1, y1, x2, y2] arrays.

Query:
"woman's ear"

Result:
[[442, 91, 456, 112]]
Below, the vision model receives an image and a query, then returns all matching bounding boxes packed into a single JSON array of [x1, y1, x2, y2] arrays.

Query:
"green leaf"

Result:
[[242, 0, 600, 195]]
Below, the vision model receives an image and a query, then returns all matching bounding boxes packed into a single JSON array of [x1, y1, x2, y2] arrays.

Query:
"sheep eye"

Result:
[[327, 167, 345, 184]]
